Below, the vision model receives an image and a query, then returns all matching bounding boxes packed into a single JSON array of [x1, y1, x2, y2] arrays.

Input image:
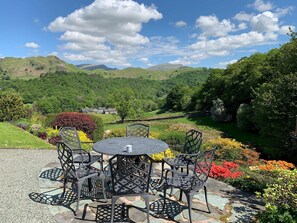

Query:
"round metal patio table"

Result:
[[93, 136, 168, 155]]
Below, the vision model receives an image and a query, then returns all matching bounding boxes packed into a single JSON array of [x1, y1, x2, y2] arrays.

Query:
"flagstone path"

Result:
[[34, 160, 265, 223]]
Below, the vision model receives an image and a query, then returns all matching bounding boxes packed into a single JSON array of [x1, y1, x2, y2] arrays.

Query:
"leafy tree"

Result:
[[266, 37, 297, 79], [165, 85, 193, 111], [236, 103, 256, 132], [36, 96, 62, 114], [210, 98, 231, 122], [192, 69, 225, 112], [253, 73, 297, 160], [0, 90, 25, 121], [107, 88, 143, 123]]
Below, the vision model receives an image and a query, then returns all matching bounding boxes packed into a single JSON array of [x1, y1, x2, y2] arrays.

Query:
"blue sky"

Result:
[[0, 0, 296, 69]]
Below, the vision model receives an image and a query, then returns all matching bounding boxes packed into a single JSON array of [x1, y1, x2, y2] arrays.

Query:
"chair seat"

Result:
[[73, 154, 101, 164], [163, 157, 194, 168], [167, 174, 204, 192], [76, 166, 99, 179]]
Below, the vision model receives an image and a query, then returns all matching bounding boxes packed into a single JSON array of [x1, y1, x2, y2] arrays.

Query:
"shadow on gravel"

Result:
[[149, 196, 186, 222], [39, 167, 63, 181], [29, 167, 106, 215], [29, 190, 77, 214]]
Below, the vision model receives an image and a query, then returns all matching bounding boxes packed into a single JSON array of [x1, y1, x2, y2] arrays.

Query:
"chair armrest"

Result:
[[163, 153, 199, 175], [168, 144, 184, 153], [72, 149, 91, 164], [163, 168, 195, 184]]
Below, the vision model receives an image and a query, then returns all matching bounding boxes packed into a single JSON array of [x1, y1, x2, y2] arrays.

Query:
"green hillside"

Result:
[[0, 56, 84, 79], [98, 66, 207, 80], [0, 68, 210, 113], [0, 55, 211, 81]]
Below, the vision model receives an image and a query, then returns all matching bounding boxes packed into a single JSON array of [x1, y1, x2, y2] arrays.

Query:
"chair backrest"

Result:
[[109, 154, 153, 195], [194, 147, 216, 184], [126, 123, 150, 138], [183, 129, 203, 154], [56, 142, 77, 180], [59, 127, 82, 151]]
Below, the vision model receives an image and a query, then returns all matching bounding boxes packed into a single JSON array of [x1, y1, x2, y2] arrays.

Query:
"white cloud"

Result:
[[139, 57, 149, 63], [218, 59, 238, 68], [251, 0, 274, 12], [60, 31, 106, 44], [190, 32, 277, 52], [171, 31, 277, 65], [48, 52, 58, 56], [250, 11, 279, 33], [279, 25, 296, 35], [234, 12, 253, 22], [48, 0, 162, 66], [238, 22, 248, 30], [196, 15, 235, 37], [45, 0, 294, 67], [275, 6, 294, 17], [25, 42, 40, 49], [175, 21, 187, 27]]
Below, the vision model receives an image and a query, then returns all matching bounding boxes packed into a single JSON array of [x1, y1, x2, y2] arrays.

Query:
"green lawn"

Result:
[[104, 112, 277, 157], [0, 122, 54, 149]]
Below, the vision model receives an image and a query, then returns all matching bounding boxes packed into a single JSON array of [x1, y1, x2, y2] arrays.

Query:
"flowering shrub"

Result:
[[209, 161, 242, 180], [235, 148, 261, 166], [78, 130, 93, 151], [206, 138, 243, 161], [257, 169, 297, 223], [48, 136, 61, 145], [151, 148, 176, 161], [104, 128, 126, 138], [257, 160, 295, 171], [46, 127, 59, 138], [37, 132, 47, 140], [51, 112, 96, 139], [88, 114, 104, 141], [210, 98, 232, 122]]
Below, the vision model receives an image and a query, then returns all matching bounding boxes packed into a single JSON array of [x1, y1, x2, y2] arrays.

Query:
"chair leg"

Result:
[[179, 190, 183, 201], [169, 166, 174, 196], [59, 177, 68, 203], [75, 181, 83, 215], [204, 186, 211, 213], [162, 187, 167, 212], [100, 173, 107, 201], [111, 196, 118, 223], [87, 178, 92, 192], [186, 193, 194, 223], [179, 167, 184, 201], [143, 194, 150, 223]]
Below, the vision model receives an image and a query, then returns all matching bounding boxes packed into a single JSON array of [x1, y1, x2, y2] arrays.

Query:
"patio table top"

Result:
[[93, 136, 168, 156]]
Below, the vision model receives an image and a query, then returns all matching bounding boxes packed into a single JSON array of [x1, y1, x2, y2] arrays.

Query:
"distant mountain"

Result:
[[0, 56, 84, 79], [0, 56, 208, 81], [147, 63, 189, 71], [76, 64, 117, 71]]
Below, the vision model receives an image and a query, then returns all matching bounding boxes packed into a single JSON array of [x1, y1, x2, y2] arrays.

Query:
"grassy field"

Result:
[[0, 122, 54, 149], [104, 112, 276, 155], [0, 110, 276, 155]]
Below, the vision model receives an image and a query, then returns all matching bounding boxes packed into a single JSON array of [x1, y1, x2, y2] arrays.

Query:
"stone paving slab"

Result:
[[36, 161, 265, 223]]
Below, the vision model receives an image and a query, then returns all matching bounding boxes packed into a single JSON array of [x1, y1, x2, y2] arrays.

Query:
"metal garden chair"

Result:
[[161, 148, 216, 223], [56, 142, 106, 215], [161, 129, 202, 200], [162, 129, 203, 174], [59, 126, 103, 169], [108, 154, 153, 223], [126, 123, 150, 138]]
